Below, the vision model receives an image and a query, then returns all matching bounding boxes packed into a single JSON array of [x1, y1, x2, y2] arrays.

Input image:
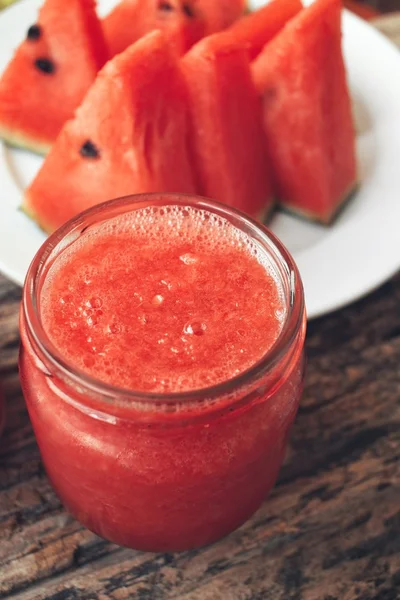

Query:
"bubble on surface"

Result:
[[86, 316, 97, 327], [108, 322, 122, 335], [47, 206, 269, 268], [179, 253, 198, 265], [184, 322, 207, 337], [88, 297, 103, 309], [152, 294, 164, 306], [40, 204, 287, 394], [83, 267, 92, 285], [60, 293, 73, 305]]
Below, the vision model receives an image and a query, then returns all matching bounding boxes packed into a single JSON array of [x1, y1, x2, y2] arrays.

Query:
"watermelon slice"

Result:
[[0, 0, 108, 154], [181, 33, 273, 219], [228, 0, 302, 59], [252, 0, 357, 224], [195, 0, 246, 33], [102, 0, 149, 57], [24, 31, 196, 233], [103, 0, 206, 57]]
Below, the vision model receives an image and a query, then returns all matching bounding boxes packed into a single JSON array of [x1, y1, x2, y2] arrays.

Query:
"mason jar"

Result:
[[19, 194, 306, 552]]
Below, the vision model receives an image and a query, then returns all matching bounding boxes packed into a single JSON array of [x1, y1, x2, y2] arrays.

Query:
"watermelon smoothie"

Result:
[[19, 194, 306, 552]]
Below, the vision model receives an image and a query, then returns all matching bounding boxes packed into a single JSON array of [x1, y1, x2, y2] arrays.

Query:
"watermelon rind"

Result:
[[279, 182, 359, 225], [0, 124, 51, 155]]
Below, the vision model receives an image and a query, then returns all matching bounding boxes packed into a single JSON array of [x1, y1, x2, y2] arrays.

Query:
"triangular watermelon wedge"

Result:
[[252, 0, 357, 223], [181, 33, 273, 219], [228, 0, 302, 60], [103, 0, 206, 57], [23, 31, 196, 233], [0, 0, 108, 154]]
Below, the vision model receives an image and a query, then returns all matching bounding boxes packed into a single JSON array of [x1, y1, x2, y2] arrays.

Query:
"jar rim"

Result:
[[23, 193, 305, 406]]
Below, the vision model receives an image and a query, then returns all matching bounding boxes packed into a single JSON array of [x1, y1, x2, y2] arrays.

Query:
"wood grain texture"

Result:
[[0, 268, 399, 600], [1, 13, 400, 600]]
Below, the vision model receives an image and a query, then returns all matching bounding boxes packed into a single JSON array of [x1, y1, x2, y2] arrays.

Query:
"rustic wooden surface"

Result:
[[2, 274, 400, 600], [1, 12, 400, 600]]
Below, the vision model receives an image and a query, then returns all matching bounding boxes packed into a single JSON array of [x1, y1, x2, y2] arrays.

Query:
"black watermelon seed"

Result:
[[182, 3, 195, 18], [159, 2, 174, 11], [27, 24, 41, 41], [80, 140, 100, 159], [35, 58, 55, 74]]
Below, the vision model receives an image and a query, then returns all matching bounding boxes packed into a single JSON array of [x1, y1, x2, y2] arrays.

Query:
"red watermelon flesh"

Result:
[[155, 0, 207, 53], [228, 0, 302, 60], [252, 0, 357, 224], [102, 0, 149, 57], [24, 31, 196, 233], [0, 0, 108, 154], [103, 0, 206, 57], [181, 33, 273, 219], [194, 0, 246, 33]]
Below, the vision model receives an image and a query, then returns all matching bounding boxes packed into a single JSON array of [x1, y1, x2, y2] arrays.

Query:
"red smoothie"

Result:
[[19, 195, 306, 551], [41, 205, 284, 392]]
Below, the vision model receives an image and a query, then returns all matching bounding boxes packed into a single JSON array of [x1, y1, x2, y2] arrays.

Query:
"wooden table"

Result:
[[1, 15, 400, 600]]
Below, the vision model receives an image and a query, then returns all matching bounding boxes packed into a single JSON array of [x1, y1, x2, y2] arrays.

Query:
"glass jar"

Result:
[[19, 194, 306, 552]]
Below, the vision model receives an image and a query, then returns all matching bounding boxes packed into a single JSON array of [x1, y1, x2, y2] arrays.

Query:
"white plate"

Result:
[[1, 0, 400, 319]]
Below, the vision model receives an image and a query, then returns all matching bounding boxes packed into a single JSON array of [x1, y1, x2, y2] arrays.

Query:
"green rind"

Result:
[[21, 194, 53, 234], [0, 0, 20, 10], [1, 124, 52, 231], [277, 182, 359, 226], [0, 125, 51, 156]]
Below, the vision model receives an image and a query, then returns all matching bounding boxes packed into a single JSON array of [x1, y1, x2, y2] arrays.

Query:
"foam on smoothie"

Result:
[[40, 205, 286, 393]]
